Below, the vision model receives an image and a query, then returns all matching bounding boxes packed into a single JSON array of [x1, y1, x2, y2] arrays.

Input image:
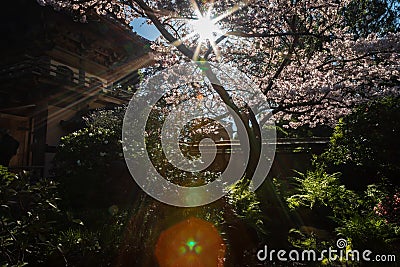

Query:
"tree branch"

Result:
[[133, 0, 262, 180], [204, 35, 227, 59], [317, 50, 394, 70], [225, 30, 320, 38], [133, 0, 196, 59]]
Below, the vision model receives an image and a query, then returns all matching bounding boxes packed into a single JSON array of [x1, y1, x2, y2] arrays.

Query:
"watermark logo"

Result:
[[336, 238, 347, 249], [257, 238, 396, 263], [122, 62, 276, 207]]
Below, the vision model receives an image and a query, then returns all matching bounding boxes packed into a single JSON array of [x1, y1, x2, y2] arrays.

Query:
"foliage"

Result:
[[55, 210, 129, 267], [0, 166, 61, 267], [53, 104, 250, 266], [144, 103, 222, 186], [39, 0, 400, 128], [50, 107, 138, 266], [227, 178, 266, 238], [343, 0, 400, 39], [57, 228, 101, 257], [275, 122, 333, 138], [287, 167, 357, 216], [318, 96, 400, 189], [285, 98, 400, 261], [287, 228, 331, 255], [335, 214, 400, 252], [374, 192, 400, 225], [287, 228, 340, 262], [83, 107, 125, 132], [286, 166, 400, 256], [53, 107, 128, 210], [0, 163, 131, 267]]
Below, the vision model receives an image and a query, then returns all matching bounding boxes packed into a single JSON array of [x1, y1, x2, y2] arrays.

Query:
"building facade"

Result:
[[0, 0, 153, 175]]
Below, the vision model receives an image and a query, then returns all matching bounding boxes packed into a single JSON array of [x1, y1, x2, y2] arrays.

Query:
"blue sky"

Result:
[[130, 17, 161, 41]]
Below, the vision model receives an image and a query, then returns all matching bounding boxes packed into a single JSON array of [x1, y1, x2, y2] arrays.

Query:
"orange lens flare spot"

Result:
[[195, 245, 203, 255], [179, 246, 187, 255], [186, 239, 197, 251], [155, 217, 226, 267]]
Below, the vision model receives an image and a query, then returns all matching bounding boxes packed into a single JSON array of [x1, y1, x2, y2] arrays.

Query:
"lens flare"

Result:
[[190, 15, 220, 42], [155, 217, 226, 267], [187, 239, 197, 251]]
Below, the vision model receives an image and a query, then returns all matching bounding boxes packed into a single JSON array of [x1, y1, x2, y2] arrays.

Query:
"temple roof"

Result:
[[0, 0, 153, 116]]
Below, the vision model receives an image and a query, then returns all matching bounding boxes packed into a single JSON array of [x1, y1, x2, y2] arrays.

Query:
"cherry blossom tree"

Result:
[[37, 0, 399, 125], [37, 0, 400, 180]]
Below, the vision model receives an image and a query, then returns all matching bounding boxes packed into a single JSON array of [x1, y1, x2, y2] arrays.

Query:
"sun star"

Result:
[[171, 0, 250, 60], [189, 11, 223, 61], [190, 15, 220, 42]]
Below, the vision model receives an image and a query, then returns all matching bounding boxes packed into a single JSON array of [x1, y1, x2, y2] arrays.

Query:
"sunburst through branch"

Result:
[[183, 0, 250, 61]]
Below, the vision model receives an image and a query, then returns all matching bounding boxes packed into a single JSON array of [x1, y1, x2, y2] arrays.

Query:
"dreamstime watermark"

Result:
[[122, 62, 276, 207], [257, 238, 397, 263]]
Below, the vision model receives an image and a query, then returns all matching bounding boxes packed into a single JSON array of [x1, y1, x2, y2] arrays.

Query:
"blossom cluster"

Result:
[[38, 0, 400, 128], [374, 192, 400, 225]]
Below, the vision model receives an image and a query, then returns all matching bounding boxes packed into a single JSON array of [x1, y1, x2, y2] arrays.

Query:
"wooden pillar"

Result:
[[31, 103, 48, 174]]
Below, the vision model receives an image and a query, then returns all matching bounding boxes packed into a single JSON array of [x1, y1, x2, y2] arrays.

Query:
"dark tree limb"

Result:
[[133, 0, 262, 180]]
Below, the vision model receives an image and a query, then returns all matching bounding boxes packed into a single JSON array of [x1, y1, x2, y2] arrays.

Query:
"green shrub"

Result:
[[287, 167, 357, 215], [53, 107, 131, 211], [286, 167, 400, 256], [227, 178, 267, 238], [55, 209, 129, 267], [0, 166, 61, 266], [285, 98, 400, 263], [50, 107, 136, 265], [318, 96, 400, 189]]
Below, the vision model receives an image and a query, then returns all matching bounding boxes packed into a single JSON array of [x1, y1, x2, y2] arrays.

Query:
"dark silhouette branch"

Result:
[[133, 0, 262, 180], [226, 30, 320, 38]]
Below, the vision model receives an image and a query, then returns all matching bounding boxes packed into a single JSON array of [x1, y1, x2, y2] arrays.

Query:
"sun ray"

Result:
[[183, 0, 252, 61], [213, 0, 251, 23], [206, 1, 214, 18], [172, 31, 197, 47], [190, 0, 202, 18], [209, 39, 221, 60], [193, 42, 203, 61]]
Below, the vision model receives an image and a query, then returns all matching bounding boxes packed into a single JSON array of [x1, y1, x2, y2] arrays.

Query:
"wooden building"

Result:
[[0, 0, 153, 175]]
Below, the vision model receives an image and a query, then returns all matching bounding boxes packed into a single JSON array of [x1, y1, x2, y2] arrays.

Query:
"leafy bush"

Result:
[[50, 107, 138, 265], [318, 96, 400, 189], [55, 209, 129, 267], [227, 178, 266, 238], [0, 166, 61, 266], [286, 167, 400, 257], [287, 167, 357, 215], [53, 107, 134, 211], [284, 98, 400, 264], [374, 192, 400, 225]]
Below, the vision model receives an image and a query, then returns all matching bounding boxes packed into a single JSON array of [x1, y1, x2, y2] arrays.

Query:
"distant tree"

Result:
[[318, 96, 400, 189], [343, 0, 399, 39]]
